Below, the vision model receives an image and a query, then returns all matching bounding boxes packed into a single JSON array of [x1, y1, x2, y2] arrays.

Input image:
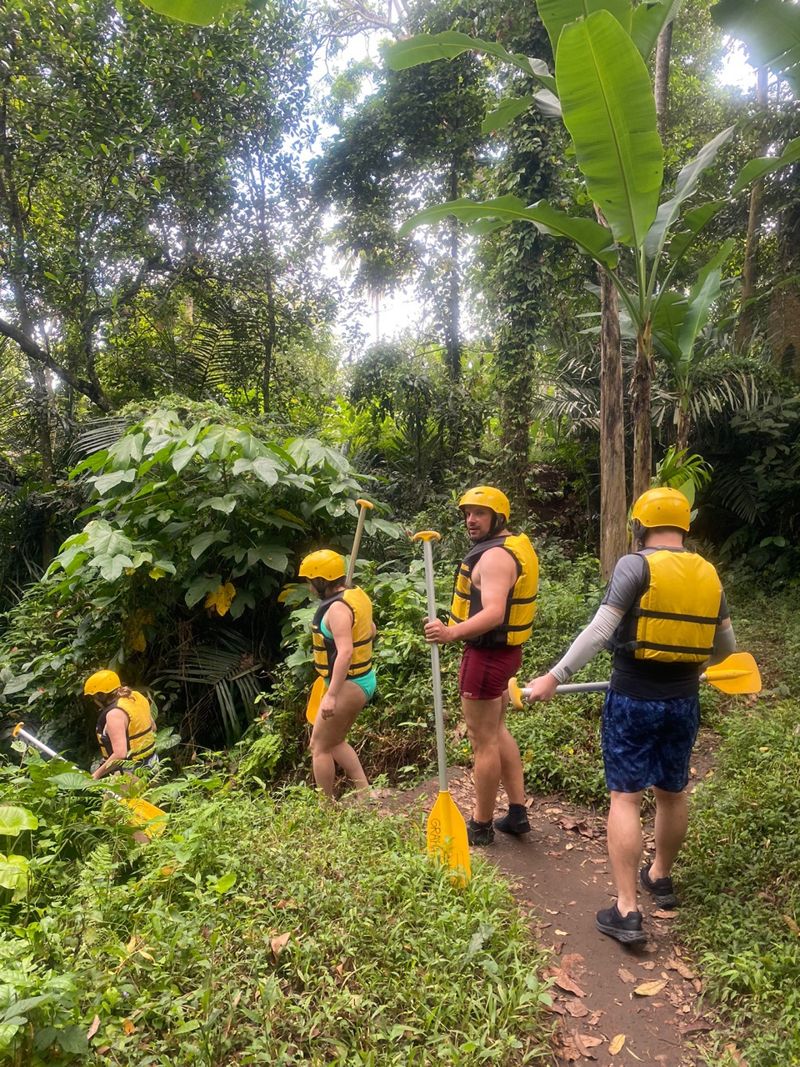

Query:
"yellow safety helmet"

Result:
[[298, 550, 346, 583], [83, 669, 121, 697], [458, 485, 511, 522], [631, 487, 691, 532]]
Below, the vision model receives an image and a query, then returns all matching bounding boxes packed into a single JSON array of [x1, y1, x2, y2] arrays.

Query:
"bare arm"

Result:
[[424, 547, 517, 644], [92, 708, 129, 779], [319, 601, 354, 718]]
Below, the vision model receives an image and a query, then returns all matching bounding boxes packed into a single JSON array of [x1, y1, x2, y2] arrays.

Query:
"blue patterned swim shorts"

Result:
[[601, 689, 700, 793]]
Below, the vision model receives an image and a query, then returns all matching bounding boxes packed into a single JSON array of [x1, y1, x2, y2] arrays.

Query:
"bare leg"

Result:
[[498, 700, 526, 806], [309, 681, 368, 799], [330, 742, 369, 792], [650, 787, 689, 879], [607, 790, 644, 915], [462, 696, 504, 823]]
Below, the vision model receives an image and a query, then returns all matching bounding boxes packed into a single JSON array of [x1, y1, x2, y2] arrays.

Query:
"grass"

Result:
[[2, 780, 553, 1065]]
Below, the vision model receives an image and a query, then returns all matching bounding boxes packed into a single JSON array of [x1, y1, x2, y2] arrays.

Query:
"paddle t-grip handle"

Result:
[[345, 498, 375, 587], [414, 530, 448, 794]]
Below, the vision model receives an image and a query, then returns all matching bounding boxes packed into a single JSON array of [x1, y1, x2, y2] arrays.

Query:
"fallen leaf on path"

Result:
[[270, 932, 291, 958], [633, 979, 667, 996], [653, 908, 677, 919], [556, 928, 569, 936], [87, 1015, 101, 1041], [561, 952, 586, 978], [608, 1034, 626, 1055], [679, 1020, 714, 1034], [546, 1001, 567, 1015], [554, 1034, 581, 1062], [564, 1000, 589, 1019], [725, 1044, 749, 1067], [639, 960, 657, 970], [666, 957, 697, 980], [783, 913, 800, 936], [572, 1031, 602, 1058], [549, 967, 587, 997], [618, 966, 636, 984], [122, 1019, 136, 1035], [586, 1010, 604, 1026], [546, 907, 560, 915]]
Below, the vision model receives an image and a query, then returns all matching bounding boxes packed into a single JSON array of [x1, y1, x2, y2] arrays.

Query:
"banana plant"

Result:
[[387, 1, 800, 495]]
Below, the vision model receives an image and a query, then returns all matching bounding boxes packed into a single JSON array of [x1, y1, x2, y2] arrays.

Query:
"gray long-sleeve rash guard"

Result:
[[549, 605, 737, 684]]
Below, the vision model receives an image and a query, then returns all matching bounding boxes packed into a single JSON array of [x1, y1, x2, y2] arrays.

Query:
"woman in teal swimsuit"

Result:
[[298, 550, 377, 798]]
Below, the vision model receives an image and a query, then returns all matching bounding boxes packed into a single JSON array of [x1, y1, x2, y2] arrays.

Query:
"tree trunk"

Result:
[[654, 22, 673, 140], [261, 263, 276, 414], [443, 160, 461, 382], [735, 67, 770, 353], [631, 325, 654, 500], [598, 267, 627, 578], [498, 335, 534, 512], [675, 402, 691, 453]]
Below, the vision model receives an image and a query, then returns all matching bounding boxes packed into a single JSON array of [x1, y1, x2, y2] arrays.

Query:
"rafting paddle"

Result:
[[413, 530, 471, 887], [508, 651, 762, 708]]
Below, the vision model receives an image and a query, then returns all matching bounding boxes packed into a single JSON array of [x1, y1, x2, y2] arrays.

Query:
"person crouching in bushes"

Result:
[[299, 551, 377, 799], [83, 670, 157, 780]]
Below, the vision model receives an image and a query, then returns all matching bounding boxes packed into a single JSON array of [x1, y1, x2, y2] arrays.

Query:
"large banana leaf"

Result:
[[556, 10, 663, 248], [730, 136, 800, 196], [666, 199, 726, 266], [631, 0, 683, 58], [385, 31, 555, 88], [676, 240, 736, 362], [482, 90, 561, 133], [712, 0, 800, 96], [140, 0, 230, 24], [537, 0, 632, 54], [398, 195, 618, 267], [645, 126, 736, 261]]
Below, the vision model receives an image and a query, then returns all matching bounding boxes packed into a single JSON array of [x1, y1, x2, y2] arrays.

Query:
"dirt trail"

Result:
[[382, 733, 719, 1066]]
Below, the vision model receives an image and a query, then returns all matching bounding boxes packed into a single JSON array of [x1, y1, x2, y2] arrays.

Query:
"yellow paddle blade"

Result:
[[121, 797, 167, 838], [426, 791, 471, 887], [306, 676, 326, 724], [704, 652, 761, 694], [507, 676, 524, 710]]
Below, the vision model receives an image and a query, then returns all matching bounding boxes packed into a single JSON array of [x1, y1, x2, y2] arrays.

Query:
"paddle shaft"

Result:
[[420, 538, 448, 793], [14, 726, 59, 759], [345, 500, 373, 587], [521, 668, 717, 700]]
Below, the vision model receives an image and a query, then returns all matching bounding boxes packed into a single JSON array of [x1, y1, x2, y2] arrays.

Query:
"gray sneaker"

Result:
[[640, 863, 679, 909]]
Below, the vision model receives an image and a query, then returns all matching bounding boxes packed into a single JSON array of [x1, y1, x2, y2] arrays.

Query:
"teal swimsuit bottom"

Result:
[[319, 618, 377, 702]]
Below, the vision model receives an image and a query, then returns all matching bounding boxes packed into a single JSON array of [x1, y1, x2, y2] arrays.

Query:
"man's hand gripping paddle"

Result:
[[12, 722, 167, 837], [413, 530, 471, 887], [507, 652, 762, 708], [306, 498, 375, 725]]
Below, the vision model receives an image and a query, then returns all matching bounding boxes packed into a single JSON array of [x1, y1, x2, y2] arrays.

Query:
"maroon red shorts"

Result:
[[458, 645, 523, 700]]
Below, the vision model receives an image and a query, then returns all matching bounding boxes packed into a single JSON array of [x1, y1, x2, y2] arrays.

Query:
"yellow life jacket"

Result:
[[619, 550, 723, 663], [97, 690, 156, 762], [448, 533, 539, 647], [311, 587, 374, 680]]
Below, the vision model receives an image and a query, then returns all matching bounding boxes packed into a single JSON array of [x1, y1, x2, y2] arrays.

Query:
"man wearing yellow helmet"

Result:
[[83, 670, 157, 780], [298, 549, 376, 799], [525, 487, 736, 944], [423, 486, 539, 846]]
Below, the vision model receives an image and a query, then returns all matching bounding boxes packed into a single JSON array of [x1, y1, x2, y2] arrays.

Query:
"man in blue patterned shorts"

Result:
[[525, 488, 736, 944]]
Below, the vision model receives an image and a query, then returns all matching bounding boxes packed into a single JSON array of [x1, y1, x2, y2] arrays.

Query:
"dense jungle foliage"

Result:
[[1, 0, 799, 1062]]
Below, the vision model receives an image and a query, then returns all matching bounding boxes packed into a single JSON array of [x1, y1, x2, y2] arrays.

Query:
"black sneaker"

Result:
[[494, 804, 531, 836], [596, 904, 647, 944], [467, 818, 495, 846], [640, 863, 679, 909]]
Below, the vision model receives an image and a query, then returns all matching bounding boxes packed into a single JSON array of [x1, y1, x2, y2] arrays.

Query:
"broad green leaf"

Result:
[[213, 870, 237, 893], [712, 0, 800, 95], [385, 31, 534, 77], [0, 805, 38, 836], [676, 239, 736, 360], [631, 0, 683, 57], [93, 468, 136, 495], [0, 854, 29, 897], [139, 0, 231, 26], [97, 554, 133, 582], [251, 457, 280, 486], [645, 126, 735, 259], [482, 95, 535, 133], [537, 0, 632, 53], [201, 495, 237, 515], [2, 673, 36, 696], [185, 575, 222, 608], [667, 198, 725, 265], [171, 445, 198, 473], [651, 290, 689, 363], [556, 10, 663, 248], [730, 136, 800, 197], [190, 530, 230, 559], [399, 195, 618, 267], [247, 546, 289, 571], [50, 772, 93, 791], [109, 432, 145, 467]]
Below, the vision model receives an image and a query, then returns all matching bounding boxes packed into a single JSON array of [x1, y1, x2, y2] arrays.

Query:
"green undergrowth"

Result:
[[0, 765, 553, 1065], [678, 580, 800, 1067]]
